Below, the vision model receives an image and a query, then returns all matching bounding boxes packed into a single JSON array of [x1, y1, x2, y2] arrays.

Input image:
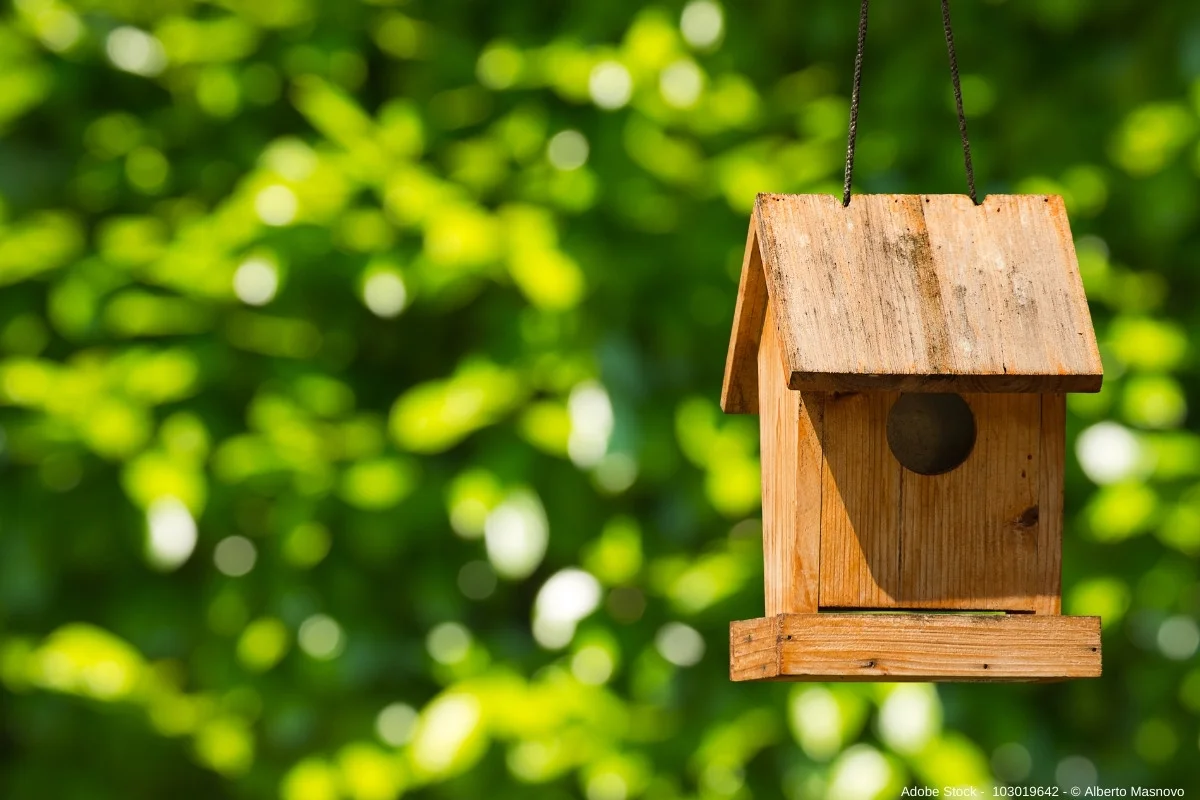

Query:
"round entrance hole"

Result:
[[886, 393, 977, 475]]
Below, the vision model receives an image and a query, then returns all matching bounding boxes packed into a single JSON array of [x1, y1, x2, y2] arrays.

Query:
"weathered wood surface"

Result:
[[818, 391, 901, 609], [758, 302, 823, 614], [1034, 394, 1066, 614], [729, 615, 782, 681], [721, 217, 768, 413], [730, 613, 1102, 682], [819, 392, 1048, 612], [721, 194, 1103, 400]]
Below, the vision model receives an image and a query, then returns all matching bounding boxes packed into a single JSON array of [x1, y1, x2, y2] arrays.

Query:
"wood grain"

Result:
[[721, 215, 768, 413], [898, 393, 1041, 610], [819, 392, 1047, 611], [1034, 394, 1066, 614], [748, 194, 1103, 394], [729, 615, 781, 681], [819, 391, 901, 609], [730, 613, 1102, 682], [758, 303, 823, 615]]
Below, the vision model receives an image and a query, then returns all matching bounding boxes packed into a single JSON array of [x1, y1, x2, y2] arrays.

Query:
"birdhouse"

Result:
[[723, 193, 1104, 682]]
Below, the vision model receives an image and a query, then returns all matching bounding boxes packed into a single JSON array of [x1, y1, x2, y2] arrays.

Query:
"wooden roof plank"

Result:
[[720, 193, 1103, 402]]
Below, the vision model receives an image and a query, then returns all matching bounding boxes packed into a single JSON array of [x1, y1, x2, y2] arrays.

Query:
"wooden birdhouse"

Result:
[[723, 193, 1104, 682]]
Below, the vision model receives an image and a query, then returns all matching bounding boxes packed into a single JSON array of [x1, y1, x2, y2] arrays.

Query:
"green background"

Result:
[[1, 0, 1198, 797]]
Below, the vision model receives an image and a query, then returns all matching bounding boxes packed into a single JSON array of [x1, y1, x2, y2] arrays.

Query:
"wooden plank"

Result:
[[896, 393, 1042, 611], [721, 216, 768, 413], [758, 303, 822, 615], [818, 392, 1045, 611], [752, 194, 1103, 393], [819, 391, 901, 608], [1034, 394, 1065, 614], [729, 613, 1101, 682], [730, 616, 780, 681]]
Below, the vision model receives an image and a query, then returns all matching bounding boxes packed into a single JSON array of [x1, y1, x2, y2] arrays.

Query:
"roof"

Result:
[[721, 194, 1103, 413]]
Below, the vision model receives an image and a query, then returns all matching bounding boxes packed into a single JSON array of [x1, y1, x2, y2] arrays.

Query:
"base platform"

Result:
[[730, 613, 1101, 682]]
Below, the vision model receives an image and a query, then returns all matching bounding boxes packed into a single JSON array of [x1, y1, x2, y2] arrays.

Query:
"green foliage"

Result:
[[1, 0, 1199, 797]]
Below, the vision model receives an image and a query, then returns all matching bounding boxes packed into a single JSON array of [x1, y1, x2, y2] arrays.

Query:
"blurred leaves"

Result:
[[0, 0, 1199, 798]]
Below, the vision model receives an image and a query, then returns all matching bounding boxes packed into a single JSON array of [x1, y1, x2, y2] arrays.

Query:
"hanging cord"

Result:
[[841, 0, 980, 205], [941, 0, 978, 204], [841, 0, 869, 207]]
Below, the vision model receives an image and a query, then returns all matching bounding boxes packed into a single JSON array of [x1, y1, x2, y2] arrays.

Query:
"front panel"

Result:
[[817, 391, 1054, 612]]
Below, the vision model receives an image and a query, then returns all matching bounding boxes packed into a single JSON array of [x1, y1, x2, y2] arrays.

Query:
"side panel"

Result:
[[758, 302, 823, 615], [1034, 394, 1065, 613], [722, 217, 768, 413]]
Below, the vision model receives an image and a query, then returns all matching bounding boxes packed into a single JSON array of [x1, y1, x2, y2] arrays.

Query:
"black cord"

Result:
[[941, 0, 979, 204], [841, 0, 980, 205], [841, 0, 869, 207]]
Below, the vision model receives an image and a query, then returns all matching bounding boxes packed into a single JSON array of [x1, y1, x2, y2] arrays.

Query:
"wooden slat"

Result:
[[730, 616, 781, 681], [1034, 394, 1066, 614], [730, 613, 1102, 682], [721, 216, 768, 413], [752, 194, 1103, 393], [897, 394, 1041, 610], [819, 391, 902, 608], [758, 303, 822, 615]]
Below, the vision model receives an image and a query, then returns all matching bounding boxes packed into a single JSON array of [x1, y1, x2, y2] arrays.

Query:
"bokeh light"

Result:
[[1, 0, 1196, 795], [145, 497, 197, 571], [213, 536, 258, 577], [298, 615, 344, 661]]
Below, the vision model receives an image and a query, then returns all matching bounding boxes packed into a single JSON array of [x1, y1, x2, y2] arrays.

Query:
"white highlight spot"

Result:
[[660, 60, 704, 108], [233, 257, 279, 305], [1076, 421, 1141, 484], [254, 184, 298, 226], [146, 498, 197, 571], [484, 491, 549, 579], [376, 702, 418, 747], [789, 686, 841, 760], [532, 569, 602, 649], [298, 614, 344, 660], [877, 684, 940, 755], [547, 130, 589, 171], [571, 645, 614, 685], [106, 27, 167, 77], [363, 272, 408, 318], [411, 694, 482, 775], [655, 622, 705, 666], [589, 61, 632, 110], [827, 745, 891, 800], [426, 622, 472, 665], [213, 535, 257, 577], [263, 139, 317, 181], [1157, 616, 1200, 661], [680, 1, 724, 49], [568, 381, 613, 468]]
